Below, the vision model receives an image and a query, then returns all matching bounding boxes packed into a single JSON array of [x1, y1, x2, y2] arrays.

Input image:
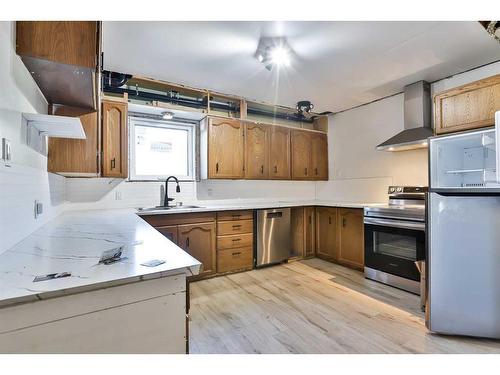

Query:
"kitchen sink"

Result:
[[138, 205, 202, 212]]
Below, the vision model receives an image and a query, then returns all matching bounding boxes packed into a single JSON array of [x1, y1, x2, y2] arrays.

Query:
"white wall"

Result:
[[0, 22, 66, 254], [317, 61, 500, 203]]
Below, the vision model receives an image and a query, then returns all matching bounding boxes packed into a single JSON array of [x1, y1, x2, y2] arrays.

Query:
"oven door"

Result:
[[364, 217, 425, 281]]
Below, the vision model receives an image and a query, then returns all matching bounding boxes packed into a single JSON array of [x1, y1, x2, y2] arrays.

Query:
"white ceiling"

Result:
[[102, 21, 500, 113]]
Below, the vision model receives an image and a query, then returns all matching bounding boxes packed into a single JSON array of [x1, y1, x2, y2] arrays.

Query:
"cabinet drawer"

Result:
[[141, 212, 216, 227], [216, 210, 253, 221], [217, 219, 253, 235], [217, 247, 253, 273], [217, 233, 253, 250]]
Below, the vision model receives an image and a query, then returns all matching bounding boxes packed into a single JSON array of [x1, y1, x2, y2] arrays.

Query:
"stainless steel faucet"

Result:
[[163, 176, 181, 207]]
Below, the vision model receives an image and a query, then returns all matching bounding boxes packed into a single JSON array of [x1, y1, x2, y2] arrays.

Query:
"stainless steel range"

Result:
[[364, 186, 427, 295]]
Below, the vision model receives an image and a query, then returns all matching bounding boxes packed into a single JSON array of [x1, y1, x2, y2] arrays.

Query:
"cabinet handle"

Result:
[[274, 165, 278, 173], [232, 238, 241, 242], [261, 165, 264, 174], [186, 237, 190, 248], [232, 224, 242, 229], [232, 251, 242, 256], [328, 216, 332, 225], [216, 162, 219, 173], [342, 218, 346, 227], [111, 158, 116, 169], [309, 215, 312, 225], [305, 167, 308, 176], [315, 168, 318, 175]]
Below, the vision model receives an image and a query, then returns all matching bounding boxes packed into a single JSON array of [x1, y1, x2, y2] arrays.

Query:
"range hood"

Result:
[[377, 81, 433, 151]]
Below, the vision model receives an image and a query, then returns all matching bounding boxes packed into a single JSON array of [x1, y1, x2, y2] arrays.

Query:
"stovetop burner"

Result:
[[365, 186, 428, 222]]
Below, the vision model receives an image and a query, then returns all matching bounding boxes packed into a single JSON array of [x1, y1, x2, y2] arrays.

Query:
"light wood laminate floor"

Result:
[[189, 258, 500, 354]]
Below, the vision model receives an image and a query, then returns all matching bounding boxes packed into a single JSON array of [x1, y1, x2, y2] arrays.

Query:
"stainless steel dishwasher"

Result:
[[255, 208, 291, 267]]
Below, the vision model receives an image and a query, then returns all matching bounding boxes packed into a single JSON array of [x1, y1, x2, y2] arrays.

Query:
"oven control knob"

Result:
[[389, 187, 395, 193], [396, 187, 403, 193]]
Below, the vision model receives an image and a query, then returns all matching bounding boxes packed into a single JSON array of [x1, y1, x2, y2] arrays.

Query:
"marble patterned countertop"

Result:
[[0, 209, 201, 308], [0, 199, 383, 308]]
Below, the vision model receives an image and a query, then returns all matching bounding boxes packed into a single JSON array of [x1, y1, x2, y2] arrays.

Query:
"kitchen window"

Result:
[[129, 117, 195, 181]]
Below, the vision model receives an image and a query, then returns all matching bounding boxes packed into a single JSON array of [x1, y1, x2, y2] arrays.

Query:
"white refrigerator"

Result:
[[427, 111, 500, 338]]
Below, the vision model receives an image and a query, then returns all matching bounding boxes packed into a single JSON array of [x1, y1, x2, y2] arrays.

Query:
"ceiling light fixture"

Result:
[[161, 111, 174, 120], [255, 37, 293, 71]]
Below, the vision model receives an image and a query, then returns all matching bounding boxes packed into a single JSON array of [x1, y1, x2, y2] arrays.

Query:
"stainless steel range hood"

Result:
[[377, 81, 433, 151]]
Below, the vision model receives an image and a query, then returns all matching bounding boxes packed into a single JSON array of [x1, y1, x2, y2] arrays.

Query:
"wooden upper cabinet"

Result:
[[177, 222, 216, 277], [315, 207, 338, 260], [435, 74, 500, 134], [47, 105, 99, 176], [102, 100, 128, 178], [16, 21, 98, 68], [245, 123, 269, 179], [269, 126, 291, 180], [337, 208, 364, 270], [208, 118, 244, 179], [291, 130, 312, 180], [311, 133, 328, 180]]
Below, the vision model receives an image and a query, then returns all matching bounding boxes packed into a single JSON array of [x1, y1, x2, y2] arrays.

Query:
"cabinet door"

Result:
[[304, 206, 316, 257], [47, 105, 99, 175], [315, 207, 338, 260], [269, 126, 291, 180], [435, 74, 500, 134], [156, 225, 178, 245], [290, 207, 305, 258], [245, 123, 269, 179], [338, 208, 364, 270], [16, 21, 98, 68], [311, 133, 328, 180], [178, 223, 216, 277], [208, 118, 244, 179], [291, 130, 312, 180], [102, 100, 128, 178]]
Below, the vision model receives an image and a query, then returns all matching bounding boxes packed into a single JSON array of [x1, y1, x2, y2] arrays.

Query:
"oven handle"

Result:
[[364, 217, 425, 231]]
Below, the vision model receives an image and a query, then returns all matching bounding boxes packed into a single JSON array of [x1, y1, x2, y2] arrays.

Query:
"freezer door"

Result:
[[428, 193, 500, 338]]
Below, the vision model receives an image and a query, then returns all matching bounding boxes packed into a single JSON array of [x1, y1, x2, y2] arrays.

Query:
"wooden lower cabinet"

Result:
[[291, 206, 316, 258], [156, 225, 178, 244], [337, 208, 364, 270], [216, 210, 254, 274], [177, 223, 216, 278], [217, 247, 253, 273], [315, 207, 338, 260], [304, 207, 316, 257], [291, 207, 305, 257]]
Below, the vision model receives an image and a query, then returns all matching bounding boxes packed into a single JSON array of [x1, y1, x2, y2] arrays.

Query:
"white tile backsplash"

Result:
[[65, 179, 197, 210], [196, 179, 317, 201], [0, 164, 66, 253]]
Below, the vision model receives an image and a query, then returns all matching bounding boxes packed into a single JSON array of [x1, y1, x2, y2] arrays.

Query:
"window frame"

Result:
[[128, 116, 195, 181]]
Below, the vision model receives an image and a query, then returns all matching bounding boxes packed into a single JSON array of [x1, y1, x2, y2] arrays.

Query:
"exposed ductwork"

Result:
[[376, 81, 433, 152]]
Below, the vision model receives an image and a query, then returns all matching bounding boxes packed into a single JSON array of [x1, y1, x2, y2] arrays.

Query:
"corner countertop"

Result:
[[136, 199, 382, 216], [0, 209, 201, 308]]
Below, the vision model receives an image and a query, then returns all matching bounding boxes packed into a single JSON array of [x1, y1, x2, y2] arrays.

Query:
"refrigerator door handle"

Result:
[[496, 111, 500, 183]]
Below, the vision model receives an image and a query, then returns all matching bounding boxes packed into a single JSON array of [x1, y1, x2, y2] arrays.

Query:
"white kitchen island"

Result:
[[0, 209, 201, 353]]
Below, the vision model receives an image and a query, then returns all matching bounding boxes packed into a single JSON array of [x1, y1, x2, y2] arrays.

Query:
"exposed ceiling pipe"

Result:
[[103, 80, 314, 123]]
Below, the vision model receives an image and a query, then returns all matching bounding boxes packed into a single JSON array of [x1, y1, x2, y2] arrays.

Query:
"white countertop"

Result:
[[136, 199, 381, 216], [0, 199, 383, 308], [0, 209, 201, 307]]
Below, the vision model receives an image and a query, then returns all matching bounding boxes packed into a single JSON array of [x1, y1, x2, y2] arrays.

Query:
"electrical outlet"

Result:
[[1, 137, 11, 166], [34, 200, 43, 219], [115, 190, 122, 200]]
